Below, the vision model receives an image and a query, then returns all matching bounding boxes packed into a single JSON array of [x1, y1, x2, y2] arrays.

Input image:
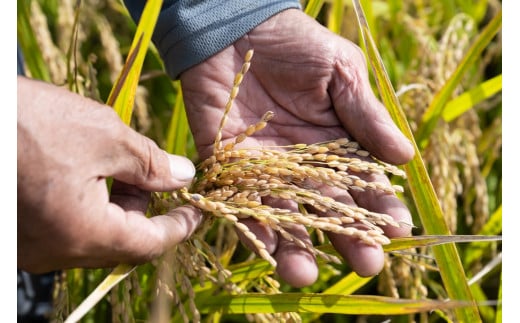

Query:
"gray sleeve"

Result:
[[124, 0, 302, 79]]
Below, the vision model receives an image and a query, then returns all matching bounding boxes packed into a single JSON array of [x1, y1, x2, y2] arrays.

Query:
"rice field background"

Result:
[[17, 0, 502, 322]]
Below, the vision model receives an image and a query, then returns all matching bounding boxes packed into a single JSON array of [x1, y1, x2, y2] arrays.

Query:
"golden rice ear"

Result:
[[231, 110, 275, 148], [213, 49, 255, 155], [175, 45, 410, 273]]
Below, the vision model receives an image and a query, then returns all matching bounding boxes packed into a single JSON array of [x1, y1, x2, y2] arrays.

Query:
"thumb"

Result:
[[107, 123, 196, 192], [99, 204, 203, 266]]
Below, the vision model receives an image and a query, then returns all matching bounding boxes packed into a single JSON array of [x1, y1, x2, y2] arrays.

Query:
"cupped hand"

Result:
[[180, 9, 414, 288], [17, 76, 202, 273]]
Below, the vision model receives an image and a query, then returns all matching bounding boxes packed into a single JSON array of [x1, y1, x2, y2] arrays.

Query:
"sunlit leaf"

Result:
[[464, 206, 502, 267], [322, 272, 373, 295], [303, 272, 374, 321], [386, 235, 501, 252], [304, 0, 325, 19], [351, 1, 482, 321], [166, 82, 191, 156], [496, 273, 502, 323], [64, 264, 136, 323], [197, 293, 471, 315], [17, 0, 51, 81], [327, 0, 344, 34], [442, 74, 502, 122], [106, 0, 163, 125]]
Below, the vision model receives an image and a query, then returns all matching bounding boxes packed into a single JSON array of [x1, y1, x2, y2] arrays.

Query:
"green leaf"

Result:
[[106, 0, 163, 125], [303, 272, 374, 321], [442, 74, 502, 122], [477, 205, 502, 236], [469, 282, 497, 322], [386, 235, 501, 252], [315, 234, 501, 254], [197, 293, 471, 315], [304, 0, 325, 19], [351, 1, 482, 321], [17, 0, 51, 81], [463, 206, 502, 267], [495, 272, 502, 323], [327, 0, 344, 34], [166, 82, 191, 156], [64, 264, 136, 323], [322, 272, 373, 295]]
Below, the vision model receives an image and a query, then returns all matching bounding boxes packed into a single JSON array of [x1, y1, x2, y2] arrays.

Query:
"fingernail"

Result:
[[168, 155, 196, 181]]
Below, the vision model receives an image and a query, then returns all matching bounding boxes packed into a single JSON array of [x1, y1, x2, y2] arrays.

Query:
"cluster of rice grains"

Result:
[[151, 49, 408, 323]]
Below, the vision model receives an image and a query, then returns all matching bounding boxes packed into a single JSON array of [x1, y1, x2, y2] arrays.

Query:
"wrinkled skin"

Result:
[[17, 76, 202, 273], [17, 8, 413, 288], [180, 9, 414, 288]]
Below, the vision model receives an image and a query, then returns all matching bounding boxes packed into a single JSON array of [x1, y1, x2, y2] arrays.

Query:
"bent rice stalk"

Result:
[[152, 49, 411, 322], [66, 48, 411, 323]]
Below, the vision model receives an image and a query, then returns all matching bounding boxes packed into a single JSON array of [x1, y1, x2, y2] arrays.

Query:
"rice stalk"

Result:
[[394, 1, 501, 294], [17, 1, 501, 322], [148, 48, 410, 322]]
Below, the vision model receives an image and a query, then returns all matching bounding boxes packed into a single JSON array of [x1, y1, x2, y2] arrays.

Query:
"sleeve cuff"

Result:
[[152, 0, 302, 79]]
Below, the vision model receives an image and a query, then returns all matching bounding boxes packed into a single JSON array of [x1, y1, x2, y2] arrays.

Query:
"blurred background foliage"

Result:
[[17, 0, 501, 322]]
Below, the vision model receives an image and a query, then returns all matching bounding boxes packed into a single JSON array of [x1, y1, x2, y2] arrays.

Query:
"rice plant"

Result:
[[17, 0, 502, 322]]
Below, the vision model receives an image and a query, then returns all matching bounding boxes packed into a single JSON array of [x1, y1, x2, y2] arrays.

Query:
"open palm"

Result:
[[180, 9, 414, 288]]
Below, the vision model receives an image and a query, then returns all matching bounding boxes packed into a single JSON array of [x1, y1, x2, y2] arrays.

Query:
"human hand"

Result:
[[17, 76, 202, 273], [179, 9, 414, 288]]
